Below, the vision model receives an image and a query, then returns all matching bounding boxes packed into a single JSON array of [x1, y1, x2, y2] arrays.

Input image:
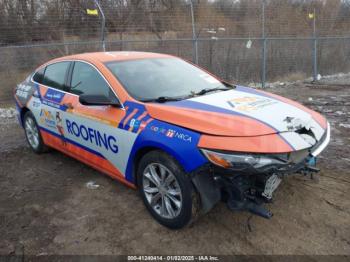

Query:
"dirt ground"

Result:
[[0, 83, 349, 256]]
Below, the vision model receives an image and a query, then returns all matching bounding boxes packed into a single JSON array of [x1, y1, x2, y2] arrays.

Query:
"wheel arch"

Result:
[[19, 106, 30, 127], [131, 146, 159, 186], [124, 119, 208, 186], [127, 142, 188, 186]]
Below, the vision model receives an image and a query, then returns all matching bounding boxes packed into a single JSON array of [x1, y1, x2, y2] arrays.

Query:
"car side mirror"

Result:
[[79, 94, 122, 107]]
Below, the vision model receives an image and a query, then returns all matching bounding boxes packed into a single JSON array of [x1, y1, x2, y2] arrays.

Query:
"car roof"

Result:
[[50, 51, 174, 64]]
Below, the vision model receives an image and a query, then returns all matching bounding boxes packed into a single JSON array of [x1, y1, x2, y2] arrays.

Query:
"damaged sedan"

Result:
[[14, 52, 330, 229]]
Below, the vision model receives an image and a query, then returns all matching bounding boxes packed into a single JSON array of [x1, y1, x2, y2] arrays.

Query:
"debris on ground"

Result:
[[0, 107, 17, 119], [85, 181, 100, 190], [335, 111, 346, 116]]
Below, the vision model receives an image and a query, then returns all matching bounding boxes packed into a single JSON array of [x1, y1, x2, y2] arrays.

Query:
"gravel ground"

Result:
[[0, 83, 349, 256]]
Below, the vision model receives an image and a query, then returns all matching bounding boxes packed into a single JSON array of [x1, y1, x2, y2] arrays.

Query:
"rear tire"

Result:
[[137, 150, 200, 229], [23, 111, 48, 154]]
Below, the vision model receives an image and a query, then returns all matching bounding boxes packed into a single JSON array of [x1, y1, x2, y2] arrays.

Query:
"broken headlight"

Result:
[[200, 149, 288, 170]]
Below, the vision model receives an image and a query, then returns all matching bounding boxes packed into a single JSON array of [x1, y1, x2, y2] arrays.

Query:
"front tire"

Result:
[[23, 111, 48, 153], [137, 150, 199, 229]]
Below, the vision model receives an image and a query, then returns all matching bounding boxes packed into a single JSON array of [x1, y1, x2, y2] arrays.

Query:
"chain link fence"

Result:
[[1, 0, 350, 103]]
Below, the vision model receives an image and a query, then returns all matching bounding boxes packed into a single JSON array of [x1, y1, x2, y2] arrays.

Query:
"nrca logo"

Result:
[[151, 126, 192, 143], [166, 129, 175, 138]]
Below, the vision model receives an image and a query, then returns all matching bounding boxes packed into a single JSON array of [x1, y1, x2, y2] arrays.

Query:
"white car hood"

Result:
[[146, 86, 328, 151]]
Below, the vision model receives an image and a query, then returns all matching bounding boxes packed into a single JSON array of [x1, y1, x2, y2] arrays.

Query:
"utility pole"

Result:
[[94, 0, 106, 52], [189, 0, 198, 64], [312, 8, 317, 82], [261, 0, 266, 88]]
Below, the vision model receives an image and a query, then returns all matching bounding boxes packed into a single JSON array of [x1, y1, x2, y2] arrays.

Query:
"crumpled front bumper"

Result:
[[310, 122, 331, 157], [191, 131, 329, 218], [191, 123, 330, 218]]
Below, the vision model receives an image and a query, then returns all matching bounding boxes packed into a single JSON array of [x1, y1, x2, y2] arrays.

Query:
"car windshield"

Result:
[[106, 58, 229, 101]]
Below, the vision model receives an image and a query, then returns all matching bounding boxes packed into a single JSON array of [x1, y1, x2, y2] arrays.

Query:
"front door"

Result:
[[58, 61, 138, 182]]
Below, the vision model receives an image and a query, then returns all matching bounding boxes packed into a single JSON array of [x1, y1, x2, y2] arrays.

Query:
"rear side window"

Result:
[[32, 67, 45, 83], [42, 62, 70, 90], [70, 61, 112, 97]]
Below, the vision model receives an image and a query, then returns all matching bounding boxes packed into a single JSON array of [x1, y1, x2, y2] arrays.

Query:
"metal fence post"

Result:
[[94, 0, 106, 52], [261, 0, 267, 88], [312, 8, 318, 82], [189, 0, 198, 64], [313, 38, 318, 82]]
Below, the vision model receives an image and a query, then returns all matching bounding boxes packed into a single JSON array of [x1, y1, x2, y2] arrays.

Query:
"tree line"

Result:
[[1, 0, 350, 45]]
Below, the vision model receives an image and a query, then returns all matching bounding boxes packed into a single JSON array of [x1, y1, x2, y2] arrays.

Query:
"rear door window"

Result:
[[42, 62, 70, 90], [32, 67, 45, 83]]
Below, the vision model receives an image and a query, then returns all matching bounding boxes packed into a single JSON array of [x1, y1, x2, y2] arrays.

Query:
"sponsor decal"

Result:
[[227, 96, 277, 112], [130, 118, 141, 130], [166, 129, 175, 138], [39, 109, 56, 128], [32, 101, 41, 108], [42, 99, 61, 109], [151, 126, 192, 143], [174, 132, 192, 142], [44, 89, 65, 104], [66, 119, 119, 153], [150, 126, 167, 134], [16, 84, 31, 99], [55, 112, 67, 146]]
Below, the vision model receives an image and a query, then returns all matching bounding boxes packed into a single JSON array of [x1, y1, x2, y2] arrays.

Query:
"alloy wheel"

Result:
[[25, 116, 40, 149], [142, 163, 183, 219]]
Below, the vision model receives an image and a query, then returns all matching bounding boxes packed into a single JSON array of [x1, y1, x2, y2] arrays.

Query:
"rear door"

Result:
[[30, 61, 72, 151]]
